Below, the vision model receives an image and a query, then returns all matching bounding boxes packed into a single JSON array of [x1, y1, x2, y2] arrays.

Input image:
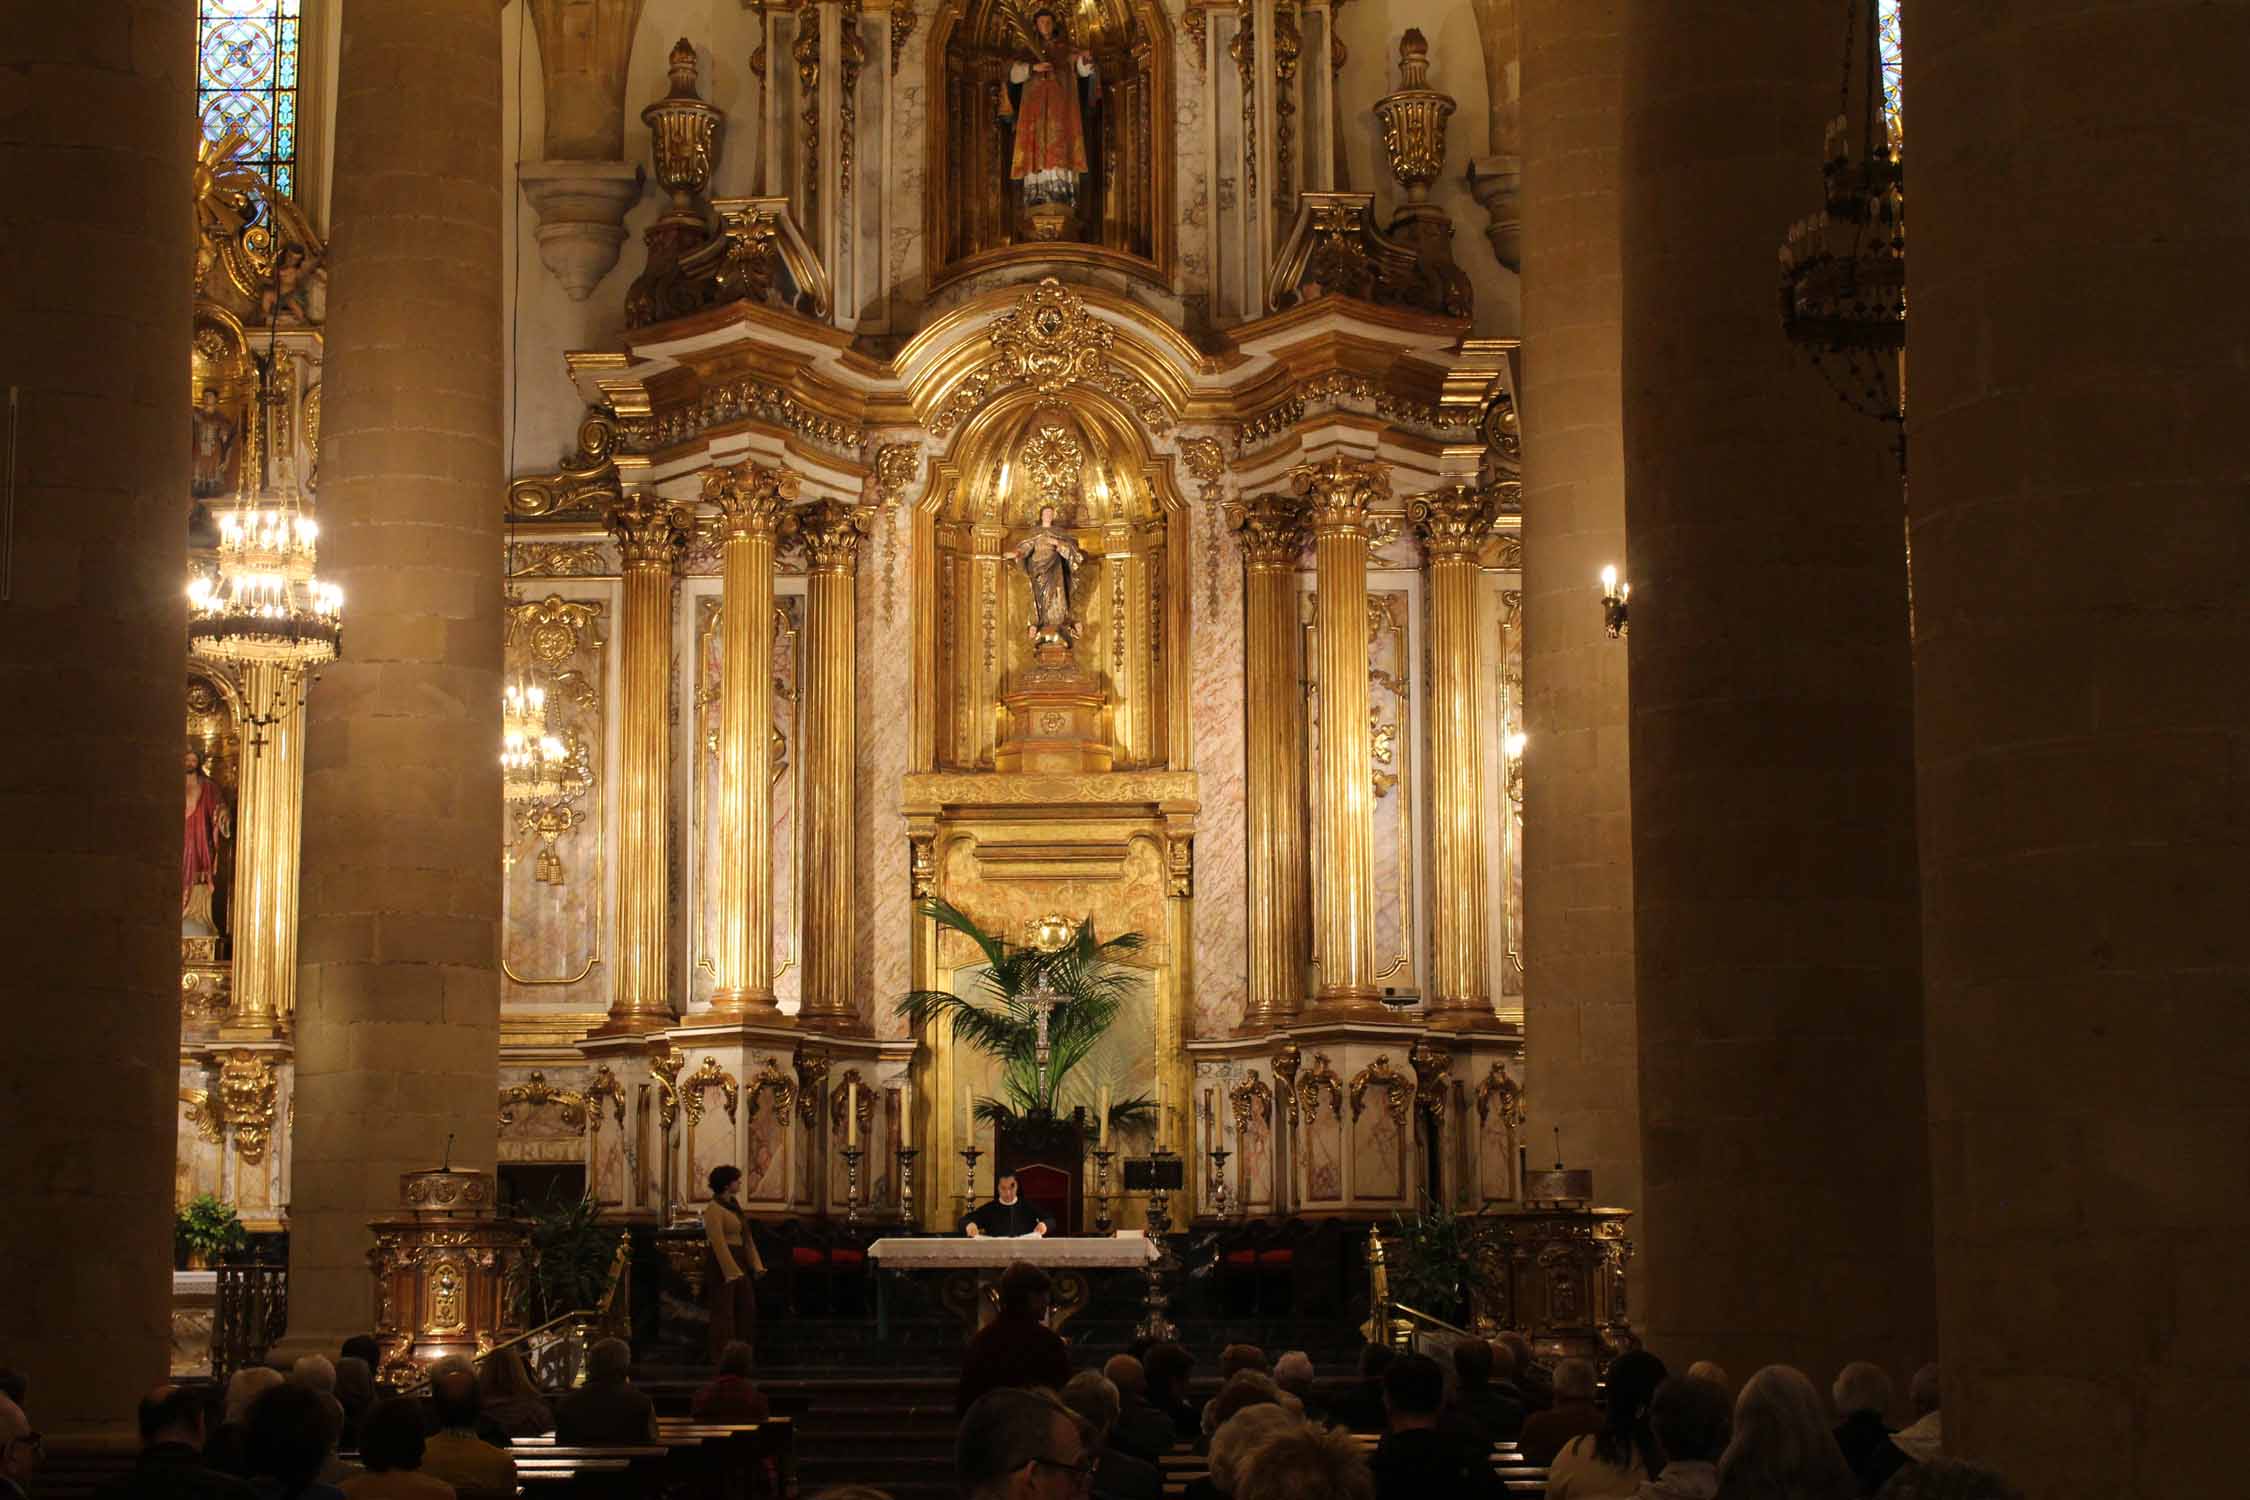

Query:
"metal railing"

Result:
[[399, 1232, 631, 1396], [214, 1263, 289, 1381]]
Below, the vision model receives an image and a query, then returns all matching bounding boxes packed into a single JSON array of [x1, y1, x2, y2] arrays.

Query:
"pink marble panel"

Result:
[[1189, 488, 1247, 1037], [859, 499, 915, 1038]]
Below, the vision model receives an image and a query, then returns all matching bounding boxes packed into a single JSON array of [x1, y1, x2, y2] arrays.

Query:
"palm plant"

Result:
[[894, 898, 1157, 1130]]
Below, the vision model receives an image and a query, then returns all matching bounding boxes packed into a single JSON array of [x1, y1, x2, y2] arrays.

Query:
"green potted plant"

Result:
[[1386, 1194, 1490, 1325], [894, 899, 1157, 1134], [176, 1193, 248, 1270], [524, 1191, 623, 1326]]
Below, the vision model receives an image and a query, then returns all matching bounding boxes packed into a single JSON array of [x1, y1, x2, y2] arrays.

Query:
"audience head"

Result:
[[137, 1384, 207, 1448], [1720, 1365, 1858, 1500], [998, 1260, 1054, 1320], [1552, 1357, 1598, 1403], [588, 1337, 634, 1385], [1355, 1343, 1395, 1381], [1272, 1351, 1316, 1398], [1687, 1361, 1731, 1395], [1596, 1350, 1667, 1469], [1210, 1404, 1302, 1495], [1650, 1375, 1733, 1467], [224, 1366, 285, 1425], [1207, 1373, 1285, 1438], [244, 1383, 333, 1488], [0, 1393, 37, 1485], [480, 1348, 542, 1402], [1834, 1362, 1894, 1419], [334, 1357, 376, 1416], [1102, 1354, 1147, 1400], [956, 1386, 1088, 1500], [1059, 1372, 1120, 1444], [1380, 1353, 1445, 1427], [1220, 1344, 1270, 1379], [1453, 1337, 1495, 1391], [1486, 1339, 1517, 1382], [358, 1397, 430, 1474], [711, 1164, 744, 1199], [1908, 1363, 1941, 1416], [338, 1335, 382, 1371], [1233, 1421, 1373, 1500], [719, 1340, 758, 1379], [1875, 1459, 2019, 1500], [1143, 1342, 1192, 1398], [433, 1369, 482, 1430], [289, 1354, 336, 1394], [1496, 1332, 1536, 1371]]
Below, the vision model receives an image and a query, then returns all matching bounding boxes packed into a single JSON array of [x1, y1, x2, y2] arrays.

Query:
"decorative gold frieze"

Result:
[[745, 1056, 798, 1120], [585, 1065, 628, 1134], [929, 280, 1173, 437], [681, 1055, 740, 1127], [218, 1050, 280, 1165], [1299, 1051, 1343, 1120], [498, 1072, 589, 1130], [1349, 1054, 1413, 1123], [510, 411, 625, 519], [509, 542, 612, 578], [1229, 1069, 1274, 1127]]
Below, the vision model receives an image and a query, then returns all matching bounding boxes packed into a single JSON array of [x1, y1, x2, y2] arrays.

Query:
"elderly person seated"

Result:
[[243, 1384, 349, 1500], [1443, 1337, 1526, 1451], [693, 1340, 772, 1424], [94, 1384, 255, 1500], [1716, 1366, 1858, 1500], [1200, 1373, 1297, 1450], [418, 1371, 515, 1500], [207, 1368, 285, 1477], [555, 1339, 659, 1447], [1495, 1334, 1553, 1413], [1889, 1365, 1942, 1465], [1369, 1353, 1496, 1500], [1519, 1357, 1604, 1466], [1833, 1363, 1906, 1497], [1062, 1371, 1161, 1500], [1272, 1352, 1320, 1420], [1101, 1355, 1176, 1463], [1235, 1420, 1374, 1500], [1186, 1405, 1303, 1500], [1634, 1376, 1731, 1500], [339, 1399, 450, 1500], [473, 1352, 552, 1439]]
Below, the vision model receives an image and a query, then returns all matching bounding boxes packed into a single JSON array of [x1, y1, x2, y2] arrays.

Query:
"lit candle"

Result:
[[847, 1081, 860, 1149], [898, 1088, 911, 1150], [1098, 1086, 1111, 1150], [963, 1090, 974, 1150]]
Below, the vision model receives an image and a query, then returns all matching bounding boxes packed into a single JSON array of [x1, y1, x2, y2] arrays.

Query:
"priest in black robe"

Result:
[[960, 1171, 1054, 1238]]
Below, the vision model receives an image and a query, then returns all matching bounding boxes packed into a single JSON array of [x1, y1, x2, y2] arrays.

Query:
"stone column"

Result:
[[1411, 485, 1504, 1031], [1229, 490, 1310, 1031], [599, 491, 692, 1036], [1617, 0, 1934, 1384], [1295, 457, 1388, 1017], [291, 0, 507, 1352], [1912, 8, 2250, 1494], [1517, 0, 1641, 1228], [704, 462, 793, 1020], [0, 2, 192, 1434], [223, 662, 307, 1037], [796, 500, 865, 1032]]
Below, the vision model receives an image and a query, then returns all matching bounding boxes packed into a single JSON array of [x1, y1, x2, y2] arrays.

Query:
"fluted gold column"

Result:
[[1296, 457, 1389, 1016], [598, 491, 692, 1036], [222, 662, 308, 1038], [1411, 485, 1504, 1032], [796, 500, 865, 1032], [704, 462, 795, 1019], [1230, 490, 1311, 1031]]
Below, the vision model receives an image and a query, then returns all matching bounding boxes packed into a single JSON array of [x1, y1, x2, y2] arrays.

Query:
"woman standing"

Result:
[[701, 1165, 767, 1364]]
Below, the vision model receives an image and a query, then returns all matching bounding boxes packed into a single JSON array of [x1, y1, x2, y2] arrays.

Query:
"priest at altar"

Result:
[[959, 1171, 1053, 1238]]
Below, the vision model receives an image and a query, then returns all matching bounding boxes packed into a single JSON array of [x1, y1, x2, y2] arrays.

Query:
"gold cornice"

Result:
[[626, 293, 861, 355], [901, 768, 1200, 816], [1225, 292, 1469, 349]]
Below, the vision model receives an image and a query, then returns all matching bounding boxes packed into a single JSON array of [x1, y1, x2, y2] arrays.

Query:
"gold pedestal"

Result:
[[366, 1167, 533, 1387], [994, 643, 1112, 775]]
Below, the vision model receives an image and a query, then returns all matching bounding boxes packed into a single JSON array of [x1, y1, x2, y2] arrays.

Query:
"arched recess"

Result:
[[911, 386, 1192, 774], [926, 0, 1175, 285]]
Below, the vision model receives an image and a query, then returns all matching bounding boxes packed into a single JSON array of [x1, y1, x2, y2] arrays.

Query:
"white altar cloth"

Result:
[[866, 1236, 1158, 1269]]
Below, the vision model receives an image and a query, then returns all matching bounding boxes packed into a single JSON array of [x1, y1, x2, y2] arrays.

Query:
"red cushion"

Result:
[[789, 1246, 825, 1268], [829, 1248, 865, 1267], [1257, 1249, 1295, 1267], [1224, 1249, 1259, 1268]]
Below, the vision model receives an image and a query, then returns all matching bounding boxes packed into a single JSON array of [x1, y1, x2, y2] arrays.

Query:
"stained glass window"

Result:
[[1878, 0, 1903, 147], [197, 1, 301, 198]]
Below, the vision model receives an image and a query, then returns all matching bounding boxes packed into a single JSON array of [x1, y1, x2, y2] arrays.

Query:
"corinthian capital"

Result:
[[798, 499, 869, 572], [1224, 491, 1309, 569], [1289, 456, 1391, 533], [702, 460, 799, 537], [605, 490, 694, 567], [1407, 484, 1503, 562]]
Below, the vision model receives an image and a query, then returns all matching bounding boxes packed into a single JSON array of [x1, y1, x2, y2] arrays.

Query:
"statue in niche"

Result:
[[191, 386, 237, 502], [1001, 8, 1098, 235], [1012, 502, 1087, 649], [183, 745, 233, 940]]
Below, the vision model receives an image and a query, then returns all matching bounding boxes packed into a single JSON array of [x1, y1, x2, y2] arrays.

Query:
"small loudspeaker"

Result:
[[1122, 1155, 1185, 1192]]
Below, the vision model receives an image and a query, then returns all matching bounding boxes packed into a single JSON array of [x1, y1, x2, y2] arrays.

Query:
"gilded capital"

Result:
[[606, 490, 693, 567], [702, 460, 798, 538], [1408, 484, 1502, 561], [1225, 491, 1309, 569], [799, 499, 869, 573], [1289, 456, 1391, 533]]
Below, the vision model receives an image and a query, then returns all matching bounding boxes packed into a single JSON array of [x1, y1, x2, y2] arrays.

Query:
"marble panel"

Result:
[[500, 587, 611, 1007], [1189, 500, 1247, 1037], [858, 492, 916, 1038]]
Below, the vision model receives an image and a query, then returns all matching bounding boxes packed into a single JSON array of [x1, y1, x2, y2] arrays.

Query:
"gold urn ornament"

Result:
[[643, 38, 723, 222], [1373, 30, 1455, 205]]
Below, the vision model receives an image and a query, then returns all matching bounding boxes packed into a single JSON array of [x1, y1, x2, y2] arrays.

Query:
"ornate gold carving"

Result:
[[681, 1055, 740, 1128], [1408, 484, 1502, 561], [840, 0, 867, 205], [1299, 1051, 1343, 1121], [510, 410, 624, 518], [791, 1040, 832, 1127], [1375, 29, 1453, 200], [1230, 24, 1257, 207], [829, 1070, 877, 1134], [799, 499, 869, 572], [218, 1050, 280, 1165], [704, 461, 797, 538], [1475, 1061, 1525, 1127], [510, 542, 612, 578], [891, 0, 919, 73], [1181, 5, 1207, 61], [992, 279, 1115, 397], [1179, 436, 1225, 486], [585, 1066, 628, 1134], [1229, 1069, 1273, 1127], [875, 442, 922, 501], [1167, 831, 1194, 898], [646, 38, 722, 217], [1267, 192, 1469, 320], [1020, 416, 1086, 507], [745, 1056, 798, 1120], [1225, 490, 1308, 569], [498, 1071, 589, 1130], [1408, 1038, 1452, 1126], [1293, 456, 1390, 530], [606, 491, 694, 566], [184, 1088, 227, 1147], [909, 834, 937, 898], [1273, 7, 1301, 214], [1348, 1054, 1413, 1123], [1271, 1039, 1303, 1124], [652, 1047, 685, 1132], [795, 15, 821, 244]]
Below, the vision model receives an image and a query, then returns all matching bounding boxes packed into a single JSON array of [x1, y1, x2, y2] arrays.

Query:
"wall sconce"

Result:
[[1599, 565, 1630, 637]]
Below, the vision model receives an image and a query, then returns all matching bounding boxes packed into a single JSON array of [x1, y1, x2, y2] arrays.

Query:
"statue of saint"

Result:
[[183, 746, 232, 938], [1012, 503, 1087, 649], [191, 386, 236, 500], [1001, 8, 1097, 216]]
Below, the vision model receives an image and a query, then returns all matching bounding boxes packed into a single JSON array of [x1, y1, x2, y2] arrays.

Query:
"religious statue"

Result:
[[1012, 503, 1087, 649], [183, 746, 232, 939], [259, 242, 325, 325], [191, 386, 237, 501], [1001, 8, 1098, 231]]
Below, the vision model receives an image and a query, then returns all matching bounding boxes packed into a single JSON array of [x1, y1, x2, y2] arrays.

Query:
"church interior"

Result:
[[3, 2, 2245, 1499]]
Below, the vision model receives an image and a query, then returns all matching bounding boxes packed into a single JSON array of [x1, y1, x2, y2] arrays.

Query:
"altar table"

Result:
[[866, 1235, 1160, 1340]]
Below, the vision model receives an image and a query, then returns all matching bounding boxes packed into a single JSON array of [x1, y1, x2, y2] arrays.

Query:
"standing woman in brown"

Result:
[[701, 1165, 767, 1363]]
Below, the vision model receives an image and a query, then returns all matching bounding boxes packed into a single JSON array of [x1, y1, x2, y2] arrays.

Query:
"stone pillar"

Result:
[[1229, 490, 1310, 1031], [1617, 0, 1934, 1384], [796, 500, 865, 1032], [223, 662, 307, 1037], [704, 461, 793, 1020], [1296, 457, 1388, 1017], [1411, 485, 1504, 1032], [0, 2, 192, 1435], [1912, 8, 2250, 1494], [1517, 0, 1641, 1238], [292, 0, 507, 1352], [600, 491, 692, 1036]]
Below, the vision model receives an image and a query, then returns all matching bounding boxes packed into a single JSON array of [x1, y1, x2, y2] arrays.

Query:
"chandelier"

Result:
[[501, 678, 567, 803], [1779, 0, 1904, 438]]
